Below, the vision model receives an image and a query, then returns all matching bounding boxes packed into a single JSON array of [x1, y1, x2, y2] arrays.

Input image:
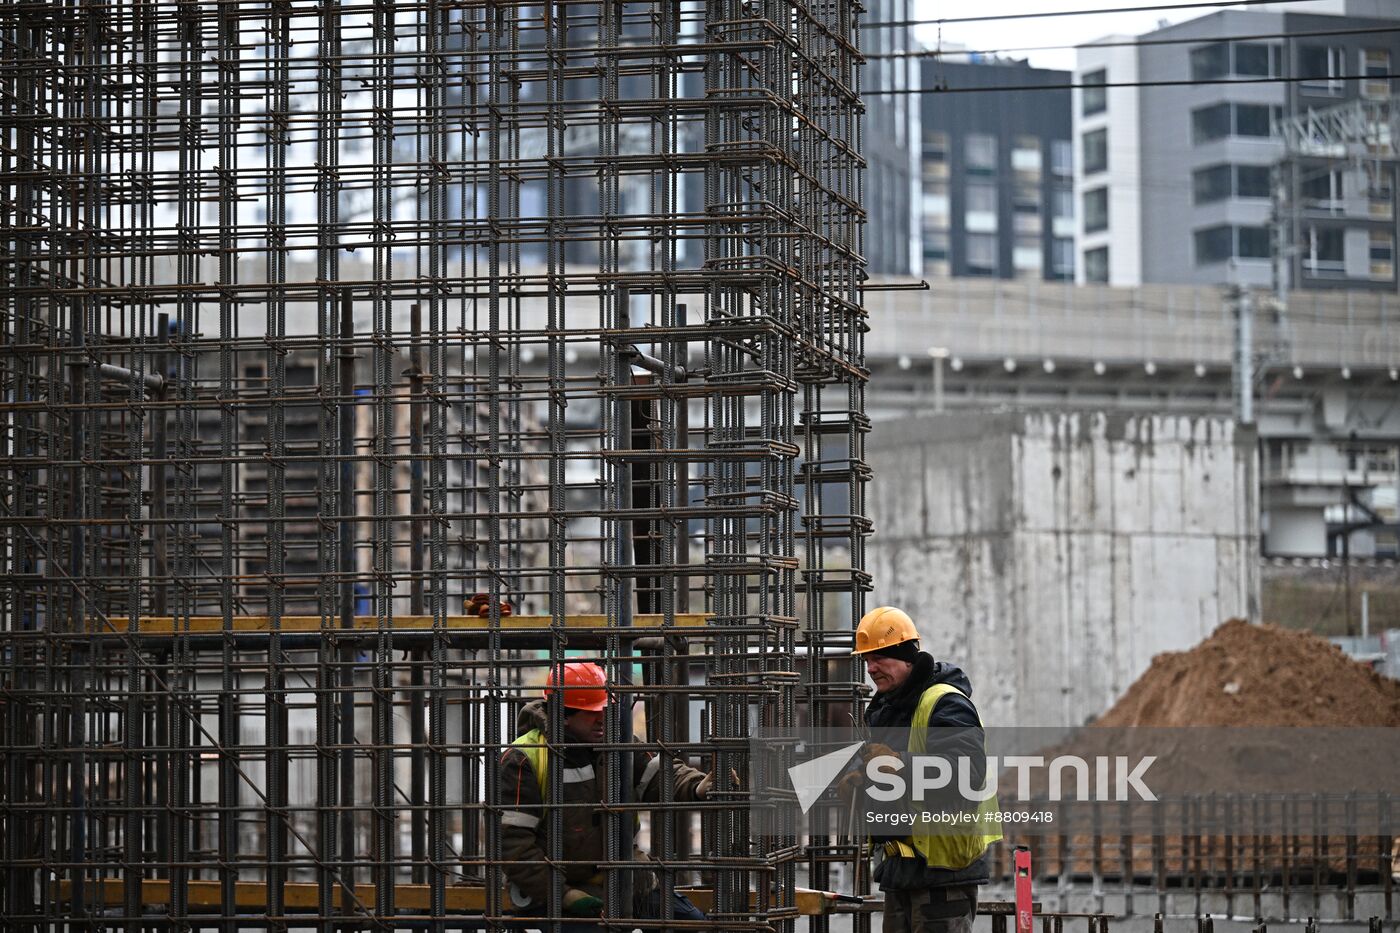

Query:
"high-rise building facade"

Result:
[[862, 0, 922, 275], [918, 59, 1075, 281], [1074, 4, 1400, 289]]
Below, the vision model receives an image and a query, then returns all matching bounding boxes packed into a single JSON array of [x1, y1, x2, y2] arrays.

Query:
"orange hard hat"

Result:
[[853, 606, 919, 655], [545, 661, 610, 711]]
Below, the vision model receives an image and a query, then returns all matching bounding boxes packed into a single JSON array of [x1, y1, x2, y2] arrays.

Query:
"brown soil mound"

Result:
[[1094, 619, 1400, 728], [1005, 621, 1400, 879]]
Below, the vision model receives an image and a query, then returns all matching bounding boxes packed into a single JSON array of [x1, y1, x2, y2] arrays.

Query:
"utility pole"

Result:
[[1232, 286, 1255, 425], [928, 346, 948, 413], [1270, 162, 1291, 314], [1342, 478, 1353, 638]]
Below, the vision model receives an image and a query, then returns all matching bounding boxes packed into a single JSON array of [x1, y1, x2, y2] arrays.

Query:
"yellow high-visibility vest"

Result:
[[511, 728, 551, 796], [905, 683, 1002, 870], [508, 728, 643, 828]]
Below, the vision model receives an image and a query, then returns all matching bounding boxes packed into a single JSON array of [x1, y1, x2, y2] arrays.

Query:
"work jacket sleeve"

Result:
[[498, 747, 553, 911], [633, 740, 708, 803], [925, 694, 988, 803]]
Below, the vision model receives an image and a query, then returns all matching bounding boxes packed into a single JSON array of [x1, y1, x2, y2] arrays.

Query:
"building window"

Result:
[[923, 130, 950, 178], [1082, 128, 1107, 175], [1190, 42, 1229, 80], [1011, 136, 1042, 176], [967, 185, 998, 213], [1051, 187, 1073, 237], [1193, 165, 1232, 204], [923, 229, 949, 261], [923, 227, 950, 278], [1083, 246, 1109, 283], [1083, 187, 1108, 233], [1194, 224, 1272, 263], [922, 180, 950, 224], [1300, 168, 1344, 211], [1192, 40, 1279, 79], [1238, 226, 1271, 259], [1013, 235, 1042, 277], [1193, 164, 1271, 203], [1236, 164, 1271, 199], [1051, 238, 1075, 279], [966, 183, 998, 232], [1081, 69, 1107, 116], [1013, 187, 1042, 235], [1050, 140, 1073, 177], [1300, 46, 1345, 95], [1363, 49, 1392, 99], [1305, 226, 1345, 275], [1370, 230, 1395, 279], [1234, 104, 1273, 137], [965, 233, 997, 275], [1234, 42, 1280, 77], [1195, 225, 1234, 264], [966, 134, 997, 174], [1192, 104, 1231, 143], [1192, 103, 1278, 143], [1367, 166, 1395, 219]]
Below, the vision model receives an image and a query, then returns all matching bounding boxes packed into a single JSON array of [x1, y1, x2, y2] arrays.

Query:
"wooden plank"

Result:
[[679, 887, 835, 916], [58, 880, 842, 916]]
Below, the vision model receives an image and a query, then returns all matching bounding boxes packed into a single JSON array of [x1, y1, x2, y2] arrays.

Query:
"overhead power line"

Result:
[[863, 0, 1332, 29], [863, 24, 1400, 60], [864, 71, 1400, 94]]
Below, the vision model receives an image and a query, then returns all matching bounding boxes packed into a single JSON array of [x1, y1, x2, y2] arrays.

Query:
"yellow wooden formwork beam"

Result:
[[58, 880, 842, 916], [680, 886, 840, 916], [84, 613, 711, 636]]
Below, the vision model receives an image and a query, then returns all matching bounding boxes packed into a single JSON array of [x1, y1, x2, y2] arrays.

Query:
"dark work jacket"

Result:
[[498, 700, 708, 914], [862, 652, 991, 890]]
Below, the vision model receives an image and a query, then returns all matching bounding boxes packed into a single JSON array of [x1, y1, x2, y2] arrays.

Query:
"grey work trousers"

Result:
[[881, 883, 978, 933]]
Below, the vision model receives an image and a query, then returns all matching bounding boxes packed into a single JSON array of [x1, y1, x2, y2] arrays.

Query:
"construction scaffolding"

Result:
[[0, 1, 871, 930]]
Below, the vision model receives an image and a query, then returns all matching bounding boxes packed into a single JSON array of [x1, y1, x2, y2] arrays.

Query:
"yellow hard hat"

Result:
[[853, 606, 919, 655]]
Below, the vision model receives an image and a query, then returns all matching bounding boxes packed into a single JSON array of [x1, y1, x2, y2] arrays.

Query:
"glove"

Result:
[[696, 768, 743, 799], [862, 742, 897, 763], [563, 890, 604, 918], [465, 593, 513, 617], [836, 768, 863, 803]]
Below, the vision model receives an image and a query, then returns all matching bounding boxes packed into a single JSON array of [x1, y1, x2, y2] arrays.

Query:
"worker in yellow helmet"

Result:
[[842, 607, 1001, 933]]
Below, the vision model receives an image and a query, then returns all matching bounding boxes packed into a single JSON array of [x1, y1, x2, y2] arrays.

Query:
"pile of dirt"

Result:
[[1094, 618, 1400, 728], [1005, 621, 1400, 878]]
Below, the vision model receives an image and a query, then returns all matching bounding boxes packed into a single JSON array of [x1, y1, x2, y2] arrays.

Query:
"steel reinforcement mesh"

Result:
[[0, 1, 870, 931]]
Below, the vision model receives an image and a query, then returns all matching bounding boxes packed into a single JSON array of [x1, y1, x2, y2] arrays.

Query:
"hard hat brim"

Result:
[[851, 636, 919, 656], [561, 695, 609, 712]]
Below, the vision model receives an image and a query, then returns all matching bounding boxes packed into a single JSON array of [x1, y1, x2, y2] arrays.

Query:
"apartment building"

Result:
[[1073, 3, 1400, 290], [919, 59, 1075, 281]]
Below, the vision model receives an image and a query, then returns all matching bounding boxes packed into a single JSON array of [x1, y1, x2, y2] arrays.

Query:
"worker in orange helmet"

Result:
[[840, 607, 1001, 933], [498, 661, 718, 932]]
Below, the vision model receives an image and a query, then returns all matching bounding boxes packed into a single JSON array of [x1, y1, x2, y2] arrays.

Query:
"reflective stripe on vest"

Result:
[[508, 728, 648, 817], [906, 683, 1002, 870]]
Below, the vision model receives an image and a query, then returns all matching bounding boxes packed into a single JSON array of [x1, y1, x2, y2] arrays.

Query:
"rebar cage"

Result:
[[0, 1, 871, 930]]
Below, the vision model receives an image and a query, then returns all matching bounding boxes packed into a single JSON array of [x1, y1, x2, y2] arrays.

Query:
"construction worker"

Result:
[[498, 661, 716, 932], [842, 606, 1001, 933]]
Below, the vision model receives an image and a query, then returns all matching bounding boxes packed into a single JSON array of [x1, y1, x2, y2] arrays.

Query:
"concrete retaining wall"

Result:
[[866, 411, 1260, 727]]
